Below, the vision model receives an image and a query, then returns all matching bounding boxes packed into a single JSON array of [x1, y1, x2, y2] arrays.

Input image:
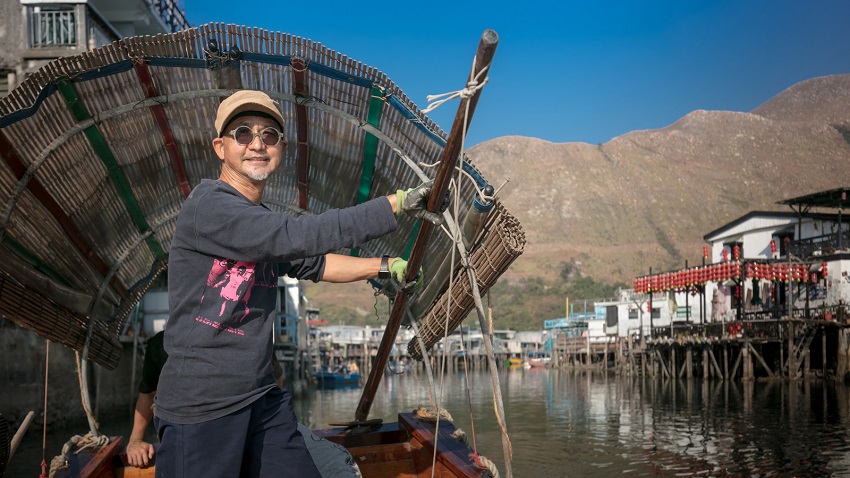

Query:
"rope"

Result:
[[457, 324, 479, 454], [407, 314, 439, 412], [47, 432, 110, 477], [414, 405, 453, 422], [473, 453, 502, 478], [39, 339, 49, 478], [74, 352, 100, 432], [421, 67, 490, 114]]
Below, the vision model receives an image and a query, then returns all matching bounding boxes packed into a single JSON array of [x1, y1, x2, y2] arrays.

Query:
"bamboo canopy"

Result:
[[0, 23, 523, 369]]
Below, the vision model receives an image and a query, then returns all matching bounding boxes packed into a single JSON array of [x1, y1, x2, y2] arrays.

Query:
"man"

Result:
[[126, 331, 362, 477], [154, 90, 439, 478]]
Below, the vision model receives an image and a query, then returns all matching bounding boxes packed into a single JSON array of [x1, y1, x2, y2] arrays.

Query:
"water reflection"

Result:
[[8, 368, 850, 477], [293, 368, 850, 477]]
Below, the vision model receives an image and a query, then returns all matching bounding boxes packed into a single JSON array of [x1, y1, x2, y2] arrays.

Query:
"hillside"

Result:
[[308, 74, 850, 329]]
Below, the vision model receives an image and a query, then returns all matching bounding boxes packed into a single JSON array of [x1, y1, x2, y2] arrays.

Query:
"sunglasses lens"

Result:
[[261, 129, 280, 146], [233, 126, 254, 145]]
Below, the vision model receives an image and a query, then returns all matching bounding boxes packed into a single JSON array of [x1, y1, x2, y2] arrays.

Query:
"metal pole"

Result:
[[355, 30, 499, 421]]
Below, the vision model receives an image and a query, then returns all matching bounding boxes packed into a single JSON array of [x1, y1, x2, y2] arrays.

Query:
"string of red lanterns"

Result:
[[632, 261, 813, 294]]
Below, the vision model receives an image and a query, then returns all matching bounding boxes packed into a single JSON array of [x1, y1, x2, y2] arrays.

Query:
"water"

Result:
[[8, 368, 850, 477]]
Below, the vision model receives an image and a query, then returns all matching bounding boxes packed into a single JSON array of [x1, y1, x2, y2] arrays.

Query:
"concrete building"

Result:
[[0, 0, 190, 96]]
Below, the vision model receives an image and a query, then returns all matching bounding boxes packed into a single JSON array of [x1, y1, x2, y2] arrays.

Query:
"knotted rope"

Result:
[[421, 68, 490, 114], [48, 432, 110, 477]]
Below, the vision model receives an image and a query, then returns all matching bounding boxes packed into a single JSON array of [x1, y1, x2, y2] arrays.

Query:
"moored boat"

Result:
[[526, 352, 552, 368], [314, 365, 361, 386]]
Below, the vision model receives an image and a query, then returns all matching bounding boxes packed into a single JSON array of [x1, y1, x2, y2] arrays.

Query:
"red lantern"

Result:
[[822, 262, 828, 279], [722, 249, 728, 262], [733, 245, 740, 260], [770, 239, 777, 255], [703, 245, 709, 259]]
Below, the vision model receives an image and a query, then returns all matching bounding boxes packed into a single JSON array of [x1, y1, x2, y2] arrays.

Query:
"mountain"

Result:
[[469, 74, 850, 284], [308, 74, 850, 328]]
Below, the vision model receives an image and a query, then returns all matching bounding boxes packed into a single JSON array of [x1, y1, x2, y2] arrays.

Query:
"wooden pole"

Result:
[[356, 30, 499, 421]]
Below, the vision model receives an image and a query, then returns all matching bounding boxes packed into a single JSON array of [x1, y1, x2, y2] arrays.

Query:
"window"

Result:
[[29, 5, 77, 48], [0, 71, 9, 98], [628, 309, 639, 321]]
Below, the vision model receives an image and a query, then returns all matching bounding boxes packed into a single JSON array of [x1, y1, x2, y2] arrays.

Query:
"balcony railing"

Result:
[[29, 8, 77, 48], [791, 230, 850, 258], [146, 0, 191, 32]]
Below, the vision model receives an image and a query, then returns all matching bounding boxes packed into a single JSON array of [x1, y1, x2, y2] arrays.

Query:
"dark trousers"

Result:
[[154, 388, 321, 478]]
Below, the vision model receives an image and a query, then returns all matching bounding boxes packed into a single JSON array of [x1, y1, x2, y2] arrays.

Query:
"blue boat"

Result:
[[314, 365, 361, 386]]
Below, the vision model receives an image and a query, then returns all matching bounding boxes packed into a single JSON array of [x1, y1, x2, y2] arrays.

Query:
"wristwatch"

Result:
[[378, 255, 391, 280]]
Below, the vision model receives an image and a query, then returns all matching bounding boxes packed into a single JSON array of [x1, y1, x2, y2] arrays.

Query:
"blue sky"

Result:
[[185, 1, 850, 147]]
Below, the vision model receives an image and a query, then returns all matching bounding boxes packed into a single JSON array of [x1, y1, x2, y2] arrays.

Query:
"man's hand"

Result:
[[389, 258, 424, 293], [396, 180, 446, 225], [126, 438, 155, 468]]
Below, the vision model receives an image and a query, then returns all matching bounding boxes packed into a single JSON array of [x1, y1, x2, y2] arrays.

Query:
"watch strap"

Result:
[[378, 255, 391, 279]]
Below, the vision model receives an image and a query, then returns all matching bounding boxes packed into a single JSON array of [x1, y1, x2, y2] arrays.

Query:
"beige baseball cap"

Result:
[[215, 90, 285, 136]]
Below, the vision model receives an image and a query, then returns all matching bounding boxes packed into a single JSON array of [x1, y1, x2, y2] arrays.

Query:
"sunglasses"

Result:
[[226, 126, 285, 147]]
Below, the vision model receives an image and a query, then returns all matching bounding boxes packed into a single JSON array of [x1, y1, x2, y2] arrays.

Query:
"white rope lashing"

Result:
[[420, 67, 490, 114]]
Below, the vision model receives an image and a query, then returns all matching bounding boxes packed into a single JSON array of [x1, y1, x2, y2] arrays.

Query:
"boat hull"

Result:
[[53, 413, 490, 478]]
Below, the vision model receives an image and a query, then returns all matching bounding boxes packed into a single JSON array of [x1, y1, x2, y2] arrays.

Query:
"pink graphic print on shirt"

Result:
[[201, 258, 256, 323]]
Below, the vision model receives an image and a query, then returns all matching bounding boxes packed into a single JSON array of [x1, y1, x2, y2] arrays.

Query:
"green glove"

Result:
[[389, 258, 424, 294], [396, 180, 445, 226]]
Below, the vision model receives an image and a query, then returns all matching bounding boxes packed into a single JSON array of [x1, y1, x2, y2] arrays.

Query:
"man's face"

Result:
[[213, 115, 285, 182]]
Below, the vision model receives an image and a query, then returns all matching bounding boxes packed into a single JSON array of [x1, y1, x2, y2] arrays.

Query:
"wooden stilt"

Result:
[[837, 330, 848, 379], [604, 342, 608, 371], [730, 346, 743, 379], [724, 346, 729, 381], [672, 347, 678, 380], [708, 347, 724, 379], [787, 321, 795, 378], [804, 348, 811, 378], [822, 331, 827, 377], [748, 342, 774, 378]]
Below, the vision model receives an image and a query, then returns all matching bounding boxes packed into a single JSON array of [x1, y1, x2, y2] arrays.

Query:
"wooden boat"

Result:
[[52, 412, 490, 478], [0, 23, 524, 478]]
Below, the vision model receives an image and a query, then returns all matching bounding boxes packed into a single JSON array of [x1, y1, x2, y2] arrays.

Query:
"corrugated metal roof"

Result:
[[0, 23, 523, 368]]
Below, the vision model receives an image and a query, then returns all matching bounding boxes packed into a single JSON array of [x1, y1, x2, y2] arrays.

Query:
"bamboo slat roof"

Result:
[[0, 24, 521, 369]]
